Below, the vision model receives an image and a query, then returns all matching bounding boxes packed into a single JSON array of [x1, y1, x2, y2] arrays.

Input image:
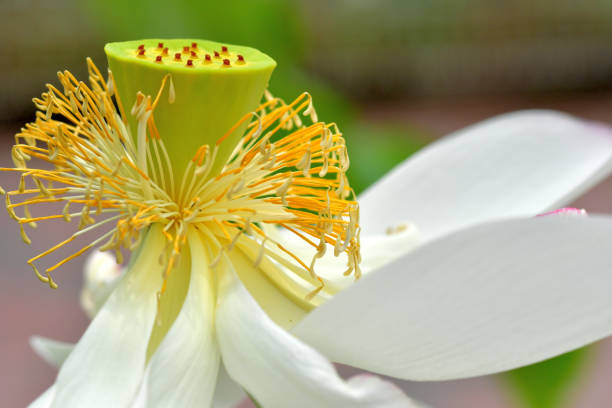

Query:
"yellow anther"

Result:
[[276, 176, 292, 206], [34, 177, 52, 197], [20, 224, 31, 244], [168, 76, 176, 104], [296, 149, 311, 177], [303, 94, 318, 123], [30, 263, 57, 288], [45, 103, 53, 120], [18, 175, 26, 193], [106, 68, 115, 97], [12, 147, 26, 168], [23, 205, 37, 228], [68, 91, 78, 113], [254, 237, 267, 268], [305, 281, 324, 301], [62, 201, 72, 222]]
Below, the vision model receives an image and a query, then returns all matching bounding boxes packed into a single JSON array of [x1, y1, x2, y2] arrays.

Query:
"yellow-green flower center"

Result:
[[106, 39, 276, 179]]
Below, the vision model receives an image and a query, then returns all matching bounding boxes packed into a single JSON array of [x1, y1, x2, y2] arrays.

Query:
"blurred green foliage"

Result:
[[346, 121, 426, 194], [506, 348, 590, 408]]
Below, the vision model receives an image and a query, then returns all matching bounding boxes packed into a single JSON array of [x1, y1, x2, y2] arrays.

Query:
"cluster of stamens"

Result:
[[0, 58, 360, 303], [137, 42, 245, 68]]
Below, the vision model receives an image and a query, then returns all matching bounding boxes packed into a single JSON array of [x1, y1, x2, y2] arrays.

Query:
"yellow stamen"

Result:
[[4, 58, 360, 306]]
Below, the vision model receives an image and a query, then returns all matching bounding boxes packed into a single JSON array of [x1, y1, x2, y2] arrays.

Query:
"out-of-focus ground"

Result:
[[5, 91, 612, 407]]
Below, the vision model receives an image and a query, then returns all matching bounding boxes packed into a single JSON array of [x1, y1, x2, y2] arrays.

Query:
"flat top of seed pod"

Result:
[[105, 39, 276, 74]]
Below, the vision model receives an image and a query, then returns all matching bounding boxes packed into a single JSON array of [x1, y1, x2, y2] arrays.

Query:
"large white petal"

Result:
[[27, 338, 243, 408], [138, 229, 219, 407], [359, 111, 612, 240], [295, 215, 612, 381], [215, 253, 418, 408], [30, 336, 73, 369], [28, 386, 55, 408], [50, 226, 166, 407]]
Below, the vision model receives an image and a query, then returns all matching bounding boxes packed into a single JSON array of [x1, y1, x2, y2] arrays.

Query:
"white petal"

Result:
[[215, 253, 418, 408], [28, 386, 55, 408], [80, 249, 123, 318], [129, 371, 149, 408], [212, 363, 247, 408], [30, 336, 73, 369], [140, 229, 219, 407], [359, 111, 612, 241], [133, 361, 246, 408], [295, 215, 612, 381], [51, 226, 166, 407]]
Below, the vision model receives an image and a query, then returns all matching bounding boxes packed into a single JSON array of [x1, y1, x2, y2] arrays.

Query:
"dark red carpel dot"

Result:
[[191, 42, 198, 49], [214, 51, 220, 58], [237, 55, 245, 62], [186, 59, 194, 67], [162, 47, 169, 56], [190, 50, 197, 57], [174, 53, 182, 61], [223, 59, 230, 66], [183, 46, 190, 54], [221, 45, 228, 53], [137, 44, 145, 50], [155, 55, 163, 63], [157, 42, 164, 49], [137, 48, 146, 57], [204, 54, 212, 63]]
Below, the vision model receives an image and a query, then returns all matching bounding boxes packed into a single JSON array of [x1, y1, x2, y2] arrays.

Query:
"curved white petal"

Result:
[[138, 229, 219, 407], [215, 253, 418, 408], [51, 226, 166, 408], [133, 362, 246, 408], [212, 362, 247, 408], [30, 336, 73, 369], [360, 111, 612, 240], [129, 371, 149, 408], [28, 386, 55, 408], [295, 215, 612, 381], [27, 336, 243, 407]]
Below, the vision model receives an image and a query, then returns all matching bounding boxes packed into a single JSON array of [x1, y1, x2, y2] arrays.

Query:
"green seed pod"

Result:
[[105, 39, 276, 178]]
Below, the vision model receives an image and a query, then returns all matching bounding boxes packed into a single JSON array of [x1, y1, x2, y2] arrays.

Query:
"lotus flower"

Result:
[[6, 39, 612, 408]]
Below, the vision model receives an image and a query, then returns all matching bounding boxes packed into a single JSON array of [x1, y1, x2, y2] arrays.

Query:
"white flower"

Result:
[[28, 108, 612, 408]]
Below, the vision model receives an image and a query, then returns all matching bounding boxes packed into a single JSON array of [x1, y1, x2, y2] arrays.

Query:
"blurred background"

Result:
[[3, 0, 612, 406]]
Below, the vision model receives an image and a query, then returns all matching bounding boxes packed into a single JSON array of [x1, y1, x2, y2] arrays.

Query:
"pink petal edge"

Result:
[[537, 207, 587, 217]]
